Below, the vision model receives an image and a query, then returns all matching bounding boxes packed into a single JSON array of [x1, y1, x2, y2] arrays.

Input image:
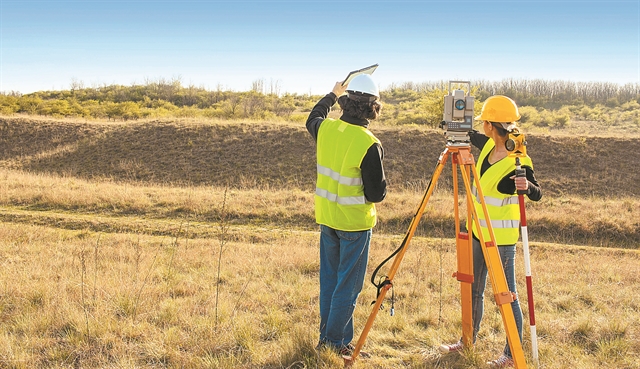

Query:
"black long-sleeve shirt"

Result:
[[469, 130, 542, 201], [306, 93, 387, 203]]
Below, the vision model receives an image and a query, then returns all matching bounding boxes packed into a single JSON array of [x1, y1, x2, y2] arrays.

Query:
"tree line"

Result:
[[0, 78, 312, 121], [1, 78, 639, 127]]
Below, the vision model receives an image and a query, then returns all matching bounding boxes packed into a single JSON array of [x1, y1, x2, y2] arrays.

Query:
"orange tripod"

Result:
[[343, 144, 528, 368]]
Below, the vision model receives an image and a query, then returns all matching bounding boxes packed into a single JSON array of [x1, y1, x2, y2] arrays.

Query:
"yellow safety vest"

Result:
[[315, 118, 380, 231], [472, 139, 533, 245]]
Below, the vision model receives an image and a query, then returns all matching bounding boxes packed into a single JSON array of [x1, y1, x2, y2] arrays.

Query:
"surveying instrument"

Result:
[[343, 81, 529, 368]]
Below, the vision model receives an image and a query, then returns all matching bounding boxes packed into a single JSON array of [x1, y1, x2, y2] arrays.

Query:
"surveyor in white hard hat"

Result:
[[306, 74, 386, 358], [439, 95, 542, 368]]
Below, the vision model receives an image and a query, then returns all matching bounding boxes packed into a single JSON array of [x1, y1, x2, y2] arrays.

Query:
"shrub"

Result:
[[202, 107, 225, 119], [104, 101, 142, 121], [394, 111, 434, 126], [17, 96, 43, 114], [288, 114, 307, 123], [38, 99, 73, 117], [175, 106, 199, 118], [620, 100, 640, 111], [519, 106, 541, 125], [605, 97, 620, 108], [553, 107, 572, 128], [0, 95, 19, 115], [83, 100, 106, 119]]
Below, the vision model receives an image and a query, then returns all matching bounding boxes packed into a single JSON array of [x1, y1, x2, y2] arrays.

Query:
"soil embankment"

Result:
[[1, 117, 637, 198]]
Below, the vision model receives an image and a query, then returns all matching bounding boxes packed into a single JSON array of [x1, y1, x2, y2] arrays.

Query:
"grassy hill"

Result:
[[2, 116, 639, 197], [1, 116, 639, 249]]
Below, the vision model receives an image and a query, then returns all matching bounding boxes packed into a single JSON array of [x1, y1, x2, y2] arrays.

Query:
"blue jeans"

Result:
[[318, 225, 371, 348], [472, 237, 523, 358]]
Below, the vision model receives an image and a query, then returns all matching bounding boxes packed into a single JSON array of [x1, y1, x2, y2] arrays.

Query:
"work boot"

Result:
[[487, 354, 514, 368], [338, 343, 371, 359], [439, 340, 464, 353]]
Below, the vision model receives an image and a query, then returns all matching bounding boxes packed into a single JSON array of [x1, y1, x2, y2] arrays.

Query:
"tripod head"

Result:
[[440, 81, 474, 147]]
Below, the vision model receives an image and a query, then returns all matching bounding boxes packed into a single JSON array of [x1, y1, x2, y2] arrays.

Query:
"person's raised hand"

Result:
[[332, 81, 348, 97]]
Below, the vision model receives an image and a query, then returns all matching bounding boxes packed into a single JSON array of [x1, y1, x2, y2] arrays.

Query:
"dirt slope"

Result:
[[1, 117, 638, 198]]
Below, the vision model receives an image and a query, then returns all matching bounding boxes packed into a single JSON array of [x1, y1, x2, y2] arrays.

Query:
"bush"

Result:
[[175, 106, 200, 118], [288, 114, 307, 123], [17, 96, 43, 114], [272, 95, 296, 117], [620, 100, 640, 111], [520, 106, 571, 128], [0, 95, 19, 115], [104, 101, 142, 121], [394, 111, 435, 126], [553, 107, 571, 128], [68, 99, 90, 118], [586, 105, 606, 122], [82, 100, 105, 118], [202, 107, 225, 119], [605, 97, 620, 108], [519, 106, 541, 125], [38, 100, 72, 117]]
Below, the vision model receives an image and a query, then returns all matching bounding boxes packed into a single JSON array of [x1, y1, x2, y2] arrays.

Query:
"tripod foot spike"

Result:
[[343, 355, 355, 367]]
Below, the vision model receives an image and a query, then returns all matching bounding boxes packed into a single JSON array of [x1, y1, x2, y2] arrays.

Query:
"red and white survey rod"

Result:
[[515, 157, 539, 365]]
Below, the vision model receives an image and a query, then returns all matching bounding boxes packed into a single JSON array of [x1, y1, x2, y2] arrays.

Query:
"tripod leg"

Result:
[[456, 232, 474, 347], [452, 155, 474, 347], [343, 149, 452, 367], [460, 162, 528, 369]]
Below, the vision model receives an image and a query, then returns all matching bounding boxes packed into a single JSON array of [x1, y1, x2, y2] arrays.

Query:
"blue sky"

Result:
[[1, 0, 639, 94]]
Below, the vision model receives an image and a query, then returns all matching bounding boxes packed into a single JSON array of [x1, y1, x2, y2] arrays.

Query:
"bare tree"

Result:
[[70, 78, 85, 95], [251, 79, 265, 94], [268, 78, 281, 96]]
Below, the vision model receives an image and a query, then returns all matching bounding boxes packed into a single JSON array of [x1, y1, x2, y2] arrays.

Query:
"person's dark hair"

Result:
[[338, 95, 382, 120], [490, 122, 510, 137]]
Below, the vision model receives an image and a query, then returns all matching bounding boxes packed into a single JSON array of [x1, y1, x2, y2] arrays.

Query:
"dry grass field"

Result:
[[0, 116, 638, 368]]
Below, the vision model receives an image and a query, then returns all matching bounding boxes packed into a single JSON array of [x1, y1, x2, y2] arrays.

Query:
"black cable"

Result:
[[369, 159, 441, 302]]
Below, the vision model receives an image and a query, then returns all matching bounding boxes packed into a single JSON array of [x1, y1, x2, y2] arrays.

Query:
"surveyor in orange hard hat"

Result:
[[439, 95, 543, 368]]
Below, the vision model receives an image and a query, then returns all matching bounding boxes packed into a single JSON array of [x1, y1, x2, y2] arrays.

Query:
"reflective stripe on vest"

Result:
[[317, 164, 363, 186], [471, 139, 533, 245], [315, 119, 380, 231], [471, 186, 520, 207], [315, 188, 365, 205], [478, 219, 521, 229]]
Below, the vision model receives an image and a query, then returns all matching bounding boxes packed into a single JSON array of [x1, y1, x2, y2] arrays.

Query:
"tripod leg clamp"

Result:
[[453, 272, 474, 283], [494, 291, 517, 306]]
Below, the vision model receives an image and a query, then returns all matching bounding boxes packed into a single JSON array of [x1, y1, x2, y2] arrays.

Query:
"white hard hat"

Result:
[[347, 74, 379, 99]]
